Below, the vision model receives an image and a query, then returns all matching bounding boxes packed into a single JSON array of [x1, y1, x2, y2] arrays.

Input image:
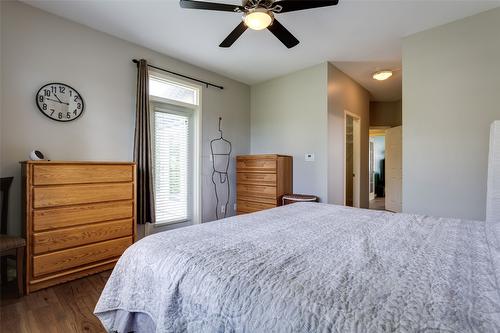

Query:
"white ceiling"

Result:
[[22, 0, 500, 101], [334, 60, 402, 101]]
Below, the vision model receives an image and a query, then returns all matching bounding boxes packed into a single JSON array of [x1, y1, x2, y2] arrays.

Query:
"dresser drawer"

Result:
[[33, 219, 133, 254], [32, 236, 132, 277], [236, 159, 276, 173], [33, 201, 133, 232], [237, 184, 276, 198], [33, 183, 133, 208], [237, 195, 278, 205], [33, 164, 133, 185], [237, 173, 276, 186], [237, 200, 276, 213]]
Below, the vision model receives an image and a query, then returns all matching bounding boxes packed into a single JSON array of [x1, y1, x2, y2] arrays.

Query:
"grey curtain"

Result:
[[134, 59, 155, 224]]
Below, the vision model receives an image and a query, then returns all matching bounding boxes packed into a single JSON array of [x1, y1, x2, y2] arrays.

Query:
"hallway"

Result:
[[369, 197, 385, 211]]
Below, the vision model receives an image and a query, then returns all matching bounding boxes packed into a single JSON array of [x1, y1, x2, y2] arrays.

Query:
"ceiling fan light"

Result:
[[243, 9, 273, 30], [372, 70, 393, 81]]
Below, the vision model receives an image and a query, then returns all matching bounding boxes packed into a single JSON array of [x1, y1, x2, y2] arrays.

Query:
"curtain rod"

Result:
[[132, 59, 224, 90]]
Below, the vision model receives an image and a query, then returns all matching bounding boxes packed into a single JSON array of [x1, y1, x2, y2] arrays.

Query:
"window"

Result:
[[150, 76, 198, 105], [153, 108, 192, 223], [150, 73, 201, 225]]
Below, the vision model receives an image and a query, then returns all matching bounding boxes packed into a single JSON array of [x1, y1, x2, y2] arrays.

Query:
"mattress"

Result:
[[95, 203, 500, 332]]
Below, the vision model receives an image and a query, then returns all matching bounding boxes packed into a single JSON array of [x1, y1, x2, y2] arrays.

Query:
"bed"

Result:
[[95, 121, 500, 332], [94, 202, 500, 332]]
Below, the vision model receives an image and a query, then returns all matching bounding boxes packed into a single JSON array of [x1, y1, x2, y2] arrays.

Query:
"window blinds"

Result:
[[153, 109, 191, 223]]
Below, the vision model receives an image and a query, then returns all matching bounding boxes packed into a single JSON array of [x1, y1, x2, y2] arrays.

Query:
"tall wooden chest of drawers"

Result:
[[236, 155, 292, 214], [21, 161, 136, 294]]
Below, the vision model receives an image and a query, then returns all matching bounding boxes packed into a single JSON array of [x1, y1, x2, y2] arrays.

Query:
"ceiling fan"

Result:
[[180, 0, 339, 48]]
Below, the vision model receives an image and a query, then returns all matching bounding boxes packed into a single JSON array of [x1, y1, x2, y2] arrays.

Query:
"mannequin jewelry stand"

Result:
[[210, 117, 232, 219]]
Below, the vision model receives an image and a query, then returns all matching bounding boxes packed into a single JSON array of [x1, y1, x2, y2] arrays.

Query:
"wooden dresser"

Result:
[[21, 161, 136, 294], [236, 154, 292, 214]]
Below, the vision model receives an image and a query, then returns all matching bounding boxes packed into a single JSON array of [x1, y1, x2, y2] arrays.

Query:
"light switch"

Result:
[[305, 153, 315, 162]]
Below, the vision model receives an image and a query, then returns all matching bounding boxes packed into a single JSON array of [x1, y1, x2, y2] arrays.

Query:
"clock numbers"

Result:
[[36, 83, 84, 122]]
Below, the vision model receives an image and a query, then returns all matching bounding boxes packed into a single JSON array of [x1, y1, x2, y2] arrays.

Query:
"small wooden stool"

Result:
[[282, 194, 319, 205]]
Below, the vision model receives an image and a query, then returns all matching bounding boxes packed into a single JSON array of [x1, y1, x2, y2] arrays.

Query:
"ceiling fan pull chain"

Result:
[[269, 4, 283, 13]]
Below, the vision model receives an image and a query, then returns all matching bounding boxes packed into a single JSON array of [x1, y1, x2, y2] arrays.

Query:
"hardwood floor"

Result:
[[0, 271, 110, 333], [369, 197, 386, 211]]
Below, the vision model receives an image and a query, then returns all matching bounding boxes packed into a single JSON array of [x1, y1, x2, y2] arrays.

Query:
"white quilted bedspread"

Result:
[[95, 203, 500, 332]]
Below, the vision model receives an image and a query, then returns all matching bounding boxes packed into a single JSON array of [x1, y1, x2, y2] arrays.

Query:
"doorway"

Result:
[[369, 128, 388, 210], [344, 111, 361, 207]]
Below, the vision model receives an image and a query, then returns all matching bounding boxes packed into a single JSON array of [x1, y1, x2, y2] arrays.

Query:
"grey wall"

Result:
[[0, 1, 250, 236], [250, 62, 370, 206], [370, 100, 402, 127], [403, 7, 500, 220], [327, 63, 371, 208], [250, 63, 329, 201]]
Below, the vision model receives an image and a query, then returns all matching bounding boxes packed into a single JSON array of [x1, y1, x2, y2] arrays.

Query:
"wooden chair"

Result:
[[0, 177, 25, 296]]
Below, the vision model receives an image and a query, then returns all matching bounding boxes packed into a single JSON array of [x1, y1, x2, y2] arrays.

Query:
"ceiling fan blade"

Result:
[[272, 0, 339, 13], [219, 22, 248, 47], [180, 0, 244, 12], [267, 19, 299, 48]]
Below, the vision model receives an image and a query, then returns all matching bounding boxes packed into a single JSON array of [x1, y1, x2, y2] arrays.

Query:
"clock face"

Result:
[[36, 83, 84, 122]]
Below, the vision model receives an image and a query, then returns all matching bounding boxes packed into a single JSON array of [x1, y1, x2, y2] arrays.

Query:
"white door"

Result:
[[385, 126, 402, 212], [344, 112, 361, 208], [369, 140, 375, 200], [352, 116, 361, 208]]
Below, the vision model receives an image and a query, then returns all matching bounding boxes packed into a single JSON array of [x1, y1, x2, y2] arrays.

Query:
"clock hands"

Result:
[[45, 97, 69, 106], [53, 93, 63, 103]]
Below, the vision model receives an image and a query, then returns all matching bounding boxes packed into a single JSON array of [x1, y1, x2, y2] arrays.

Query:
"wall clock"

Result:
[[36, 83, 84, 122]]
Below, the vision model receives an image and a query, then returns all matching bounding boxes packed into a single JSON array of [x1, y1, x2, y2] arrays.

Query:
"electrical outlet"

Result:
[[233, 203, 237, 211], [305, 153, 315, 162], [221, 205, 226, 214]]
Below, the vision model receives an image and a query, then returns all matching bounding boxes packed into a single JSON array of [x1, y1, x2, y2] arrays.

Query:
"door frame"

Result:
[[343, 110, 361, 207], [368, 126, 391, 202], [369, 139, 375, 201]]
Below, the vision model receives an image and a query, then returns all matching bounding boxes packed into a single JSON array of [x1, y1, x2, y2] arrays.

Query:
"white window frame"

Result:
[[149, 70, 202, 226]]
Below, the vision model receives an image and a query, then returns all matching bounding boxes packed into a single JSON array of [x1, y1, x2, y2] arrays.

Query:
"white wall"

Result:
[[403, 7, 500, 220], [250, 63, 329, 201], [327, 63, 370, 208], [0, 1, 250, 235]]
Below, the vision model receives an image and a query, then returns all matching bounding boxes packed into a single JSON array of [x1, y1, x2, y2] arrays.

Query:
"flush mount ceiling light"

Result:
[[244, 8, 273, 30], [372, 70, 393, 81]]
